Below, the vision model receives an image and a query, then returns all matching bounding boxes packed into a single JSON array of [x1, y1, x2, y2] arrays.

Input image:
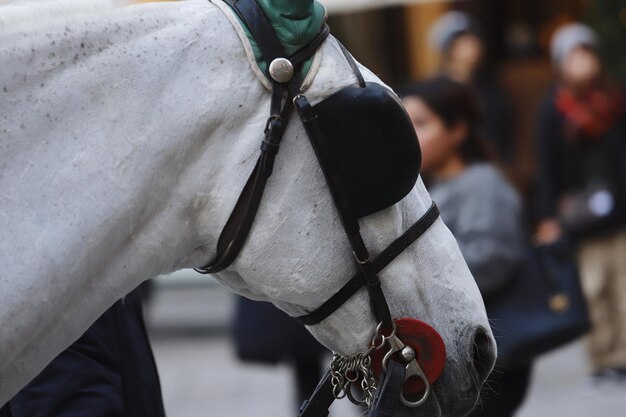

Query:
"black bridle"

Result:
[[197, 0, 442, 414]]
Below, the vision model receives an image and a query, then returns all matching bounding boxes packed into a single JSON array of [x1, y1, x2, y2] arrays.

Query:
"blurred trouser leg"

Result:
[[467, 364, 532, 417], [577, 230, 626, 373]]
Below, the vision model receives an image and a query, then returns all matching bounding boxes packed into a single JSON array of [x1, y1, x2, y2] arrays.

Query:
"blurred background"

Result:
[[137, 0, 626, 416]]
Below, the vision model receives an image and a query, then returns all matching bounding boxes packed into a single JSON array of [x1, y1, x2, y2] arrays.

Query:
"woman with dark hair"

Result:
[[403, 77, 531, 417]]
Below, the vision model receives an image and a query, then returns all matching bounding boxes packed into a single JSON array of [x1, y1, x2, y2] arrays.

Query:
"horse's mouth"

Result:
[[431, 379, 480, 417]]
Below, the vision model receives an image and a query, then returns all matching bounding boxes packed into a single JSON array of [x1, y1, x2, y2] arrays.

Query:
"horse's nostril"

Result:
[[472, 327, 496, 383]]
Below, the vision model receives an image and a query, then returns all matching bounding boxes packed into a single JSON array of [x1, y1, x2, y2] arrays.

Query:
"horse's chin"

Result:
[[433, 375, 481, 417], [389, 390, 441, 417], [435, 388, 478, 417]]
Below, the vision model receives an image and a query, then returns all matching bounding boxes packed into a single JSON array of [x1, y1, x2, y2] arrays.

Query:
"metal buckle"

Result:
[[264, 114, 283, 134], [352, 251, 369, 265], [381, 333, 431, 407]]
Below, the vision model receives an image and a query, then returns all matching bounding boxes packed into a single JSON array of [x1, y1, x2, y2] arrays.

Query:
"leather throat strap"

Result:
[[195, 0, 328, 274]]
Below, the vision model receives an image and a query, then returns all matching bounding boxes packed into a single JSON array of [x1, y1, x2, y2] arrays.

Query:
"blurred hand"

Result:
[[535, 219, 562, 245]]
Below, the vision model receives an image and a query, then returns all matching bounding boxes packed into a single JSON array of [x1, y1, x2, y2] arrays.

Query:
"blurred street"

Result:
[[147, 280, 626, 417]]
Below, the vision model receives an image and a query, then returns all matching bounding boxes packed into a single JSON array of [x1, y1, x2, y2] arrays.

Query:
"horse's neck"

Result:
[[0, 0, 127, 35], [1, 0, 266, 275], [0, 0, 266, 402]]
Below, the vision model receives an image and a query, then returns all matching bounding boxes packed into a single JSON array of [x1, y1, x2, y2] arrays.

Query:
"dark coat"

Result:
[[233, 297, 327, 364], [0, 288, 165, 417], [534, 85, 626, 226]]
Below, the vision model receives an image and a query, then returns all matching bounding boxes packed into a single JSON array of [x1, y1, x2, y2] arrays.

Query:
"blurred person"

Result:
[[534, 23, 626, 383], [232, 297, 327, 409], [429, 11, 514, 164], [403, 77, 530, 417], [0, 288, 165, 417]]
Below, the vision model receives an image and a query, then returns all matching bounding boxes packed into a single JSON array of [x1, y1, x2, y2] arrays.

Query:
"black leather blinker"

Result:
[[310, 82, 421, 219]]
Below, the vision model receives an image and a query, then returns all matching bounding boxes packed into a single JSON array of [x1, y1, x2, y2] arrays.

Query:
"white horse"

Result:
[[0, 0, 495, 415]]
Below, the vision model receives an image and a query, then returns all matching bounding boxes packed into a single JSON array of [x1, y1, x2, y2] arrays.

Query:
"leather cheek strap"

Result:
[[295, 202, 440, 326]]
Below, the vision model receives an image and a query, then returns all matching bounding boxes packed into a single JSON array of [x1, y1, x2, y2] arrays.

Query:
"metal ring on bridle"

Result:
[[400, 369, 431, 408], [264, 114, 283, 132], [371, 321, 396, 351], [353, 251, 370, 265]]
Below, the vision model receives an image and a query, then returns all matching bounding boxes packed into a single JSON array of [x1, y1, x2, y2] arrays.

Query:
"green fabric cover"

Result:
[[229, 0, 326, 79]]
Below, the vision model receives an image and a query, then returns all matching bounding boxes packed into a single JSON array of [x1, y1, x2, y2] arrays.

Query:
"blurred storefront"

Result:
[[329, 0, 626, 191], [135, 0, 626, 191]]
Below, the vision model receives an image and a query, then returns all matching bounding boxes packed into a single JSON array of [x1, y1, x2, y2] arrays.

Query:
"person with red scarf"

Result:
[[535, 23, 626, 384]]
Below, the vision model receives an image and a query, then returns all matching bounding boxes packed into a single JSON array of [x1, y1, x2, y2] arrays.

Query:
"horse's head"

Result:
[[198, 3, 497, 415], [0, 0, 494, 413]]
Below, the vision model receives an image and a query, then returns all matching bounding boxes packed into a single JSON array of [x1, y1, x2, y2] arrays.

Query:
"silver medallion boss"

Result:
[[269, 58, 294, 83]]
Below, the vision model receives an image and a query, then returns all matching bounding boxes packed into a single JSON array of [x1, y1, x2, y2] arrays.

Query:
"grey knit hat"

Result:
[[550, 23, 599, 64], [429, 11, 480, 52]]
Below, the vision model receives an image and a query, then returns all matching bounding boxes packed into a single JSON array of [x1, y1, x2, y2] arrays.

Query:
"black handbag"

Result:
[[486, 240, 591, 367], [559, 178, 619, 238]]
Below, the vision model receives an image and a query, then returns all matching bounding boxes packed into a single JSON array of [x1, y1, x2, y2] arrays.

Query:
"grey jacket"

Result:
[[430, 164, 524, 300]]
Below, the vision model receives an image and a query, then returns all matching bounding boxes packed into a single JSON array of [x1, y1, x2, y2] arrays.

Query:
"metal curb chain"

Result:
[[330, 352, 377, 407], [329, 322, 396, 408]]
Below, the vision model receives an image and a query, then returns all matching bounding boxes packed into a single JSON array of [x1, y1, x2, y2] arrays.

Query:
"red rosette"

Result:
[[371, 318, 446, 395]]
